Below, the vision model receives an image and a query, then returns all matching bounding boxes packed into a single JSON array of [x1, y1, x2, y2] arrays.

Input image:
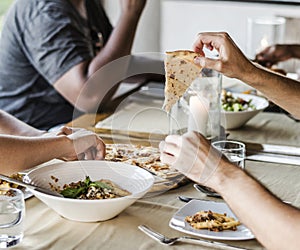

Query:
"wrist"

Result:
[[119, 10, 142, 24], [241, 62, 265, 87], [54, 135, 74, 159], [205, 160, 243, 193]]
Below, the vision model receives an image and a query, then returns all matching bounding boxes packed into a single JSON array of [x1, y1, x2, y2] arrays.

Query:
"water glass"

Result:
[[212, 140, 245, 169], [246, 16, 286, 59], [0, 188, 25, 248], [169, 69, 222, 140]]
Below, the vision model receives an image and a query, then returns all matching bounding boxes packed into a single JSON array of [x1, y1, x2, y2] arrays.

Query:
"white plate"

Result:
[[169, 200, 254, 241], [24, 189, 33, 199]]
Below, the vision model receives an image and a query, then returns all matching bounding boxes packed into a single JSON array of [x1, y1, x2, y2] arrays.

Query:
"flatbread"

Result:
[[105, 144, 174, 178], [163, 50, 203, 112]]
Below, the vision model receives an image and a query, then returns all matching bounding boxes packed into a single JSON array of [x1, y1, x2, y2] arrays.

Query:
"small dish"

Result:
[[221, 93, 269, 129], [169, 200, 254, 241]]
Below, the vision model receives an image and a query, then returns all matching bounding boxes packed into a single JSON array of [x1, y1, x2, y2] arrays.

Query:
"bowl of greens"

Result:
[[24, 161, 154, 222], [221, 91, 269, 129]]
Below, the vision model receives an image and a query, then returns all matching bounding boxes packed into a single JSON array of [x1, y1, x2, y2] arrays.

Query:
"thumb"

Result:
[[194, 57, 221, 72], [59, 126, 73, 135]]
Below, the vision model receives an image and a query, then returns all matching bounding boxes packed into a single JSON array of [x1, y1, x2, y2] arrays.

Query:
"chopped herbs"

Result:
[[57, 176, 130, 200]]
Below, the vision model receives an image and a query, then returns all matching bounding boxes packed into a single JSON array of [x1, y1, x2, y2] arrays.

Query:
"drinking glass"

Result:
[[212, 140, 246, 169], [246, 16, 286, 59], [0, 188, 25, 248], [169, 69, 222, 141]]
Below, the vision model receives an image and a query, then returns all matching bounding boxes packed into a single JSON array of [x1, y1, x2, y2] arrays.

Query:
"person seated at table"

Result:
[[0, 110, 105, 176], [0, 0, 162, 130], [255, 43, 300, 68], [160, 32, 300, 250]]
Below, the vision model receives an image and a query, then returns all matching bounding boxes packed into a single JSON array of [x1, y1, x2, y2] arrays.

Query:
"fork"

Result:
[[138, 225, 248, 250]]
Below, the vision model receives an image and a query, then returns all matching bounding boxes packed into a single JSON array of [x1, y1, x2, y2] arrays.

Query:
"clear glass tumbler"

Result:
[[212, 140, 246, 169], [169, 69, 222, 141], [246, 16, 286, 59], [0, 188, 25, 248]]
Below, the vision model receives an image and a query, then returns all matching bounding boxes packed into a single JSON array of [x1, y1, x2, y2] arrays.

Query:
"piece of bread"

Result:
[[163, 50, 203, 112]]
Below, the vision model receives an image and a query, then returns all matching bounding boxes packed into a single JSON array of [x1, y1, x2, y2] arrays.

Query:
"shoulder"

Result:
[[11, 0, 78, 24]]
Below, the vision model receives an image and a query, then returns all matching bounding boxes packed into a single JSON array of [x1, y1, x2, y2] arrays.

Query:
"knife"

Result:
[[246, 152, 300, 166], [244, 141, 300, 157], [241, 141, 300, 166], [0, 174, 63, 197]]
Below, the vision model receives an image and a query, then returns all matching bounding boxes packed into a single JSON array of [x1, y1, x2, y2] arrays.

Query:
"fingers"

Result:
[[84, 148, 96, 160], [95, 137, 106, 159], [160, 152, 177, 165], [81, 136, 106, 160], [193, 32, 227, 52], [194, 56, 222, 72], [165, 134, 182, 146], [160, 135, 182, 156]]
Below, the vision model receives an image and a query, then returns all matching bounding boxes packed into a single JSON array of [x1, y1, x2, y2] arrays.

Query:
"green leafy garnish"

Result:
[[91, 181, 113, 190], [61, 186, 86, 199], [60, 176, 114, 199]]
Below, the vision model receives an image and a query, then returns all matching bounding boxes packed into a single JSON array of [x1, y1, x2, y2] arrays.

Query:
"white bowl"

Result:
[[24, 161, 154, 222], [221, 93, 269, 130]]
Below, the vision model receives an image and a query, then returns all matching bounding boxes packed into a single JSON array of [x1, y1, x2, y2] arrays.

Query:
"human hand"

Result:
[[120, 0, 147, 16], [159, 131, 225, 187], [192, 32, 254, 80], [255, 44, 293, 67], [58, 127, 106, 161]]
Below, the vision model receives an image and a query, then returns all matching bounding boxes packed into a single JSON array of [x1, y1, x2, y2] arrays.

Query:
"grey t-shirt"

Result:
[[0, 0, 112, 130]]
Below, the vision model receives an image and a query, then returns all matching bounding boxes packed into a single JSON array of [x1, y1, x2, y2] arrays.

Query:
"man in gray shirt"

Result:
[[0, 0, 147, 130]]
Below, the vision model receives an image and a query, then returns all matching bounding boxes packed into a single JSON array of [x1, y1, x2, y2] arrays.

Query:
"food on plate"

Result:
[[221, 90, 256, 112], [50, 176, 131, 199], [185, 210, 240, 232], [105, 144, 173, 178], [163, 50, 203, 112], [0, 173, 25, 191]]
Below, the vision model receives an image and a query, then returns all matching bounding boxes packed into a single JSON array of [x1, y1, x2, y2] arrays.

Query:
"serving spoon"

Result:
[[0, 173, 63, 197]]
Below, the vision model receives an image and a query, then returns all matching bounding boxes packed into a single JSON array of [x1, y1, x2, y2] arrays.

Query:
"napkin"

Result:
[[95, 100, 170, 135]]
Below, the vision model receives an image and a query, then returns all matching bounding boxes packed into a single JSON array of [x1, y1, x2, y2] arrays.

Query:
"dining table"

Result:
[[14, 93, 300, 250]]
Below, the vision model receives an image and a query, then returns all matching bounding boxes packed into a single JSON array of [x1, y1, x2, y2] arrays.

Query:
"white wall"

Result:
[[102, 0, 300, 71], [102, 0, 161, 53], [161, 1, 300, 71], [161, 1, 300, 53]]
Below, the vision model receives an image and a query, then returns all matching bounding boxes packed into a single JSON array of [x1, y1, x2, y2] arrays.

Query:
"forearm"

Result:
[[0, 110, 45, 136], [0, 135, 73, 175], [88, 13, 141, 76], [240, 64, 300, 118], [212, 164, 300, 250], [54, 13, 144, 112], [287, 44, 300, 59]]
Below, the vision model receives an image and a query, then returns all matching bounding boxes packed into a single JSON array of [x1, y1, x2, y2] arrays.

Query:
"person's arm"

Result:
[[53, 0, 148, 112], [0, 128, 106, 175], [192, 32, 300, 119], [0, 110, 45, 136], [255, 44, 300, 67], [160, 132, 300, 250], [212, 162, 300, 250]]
